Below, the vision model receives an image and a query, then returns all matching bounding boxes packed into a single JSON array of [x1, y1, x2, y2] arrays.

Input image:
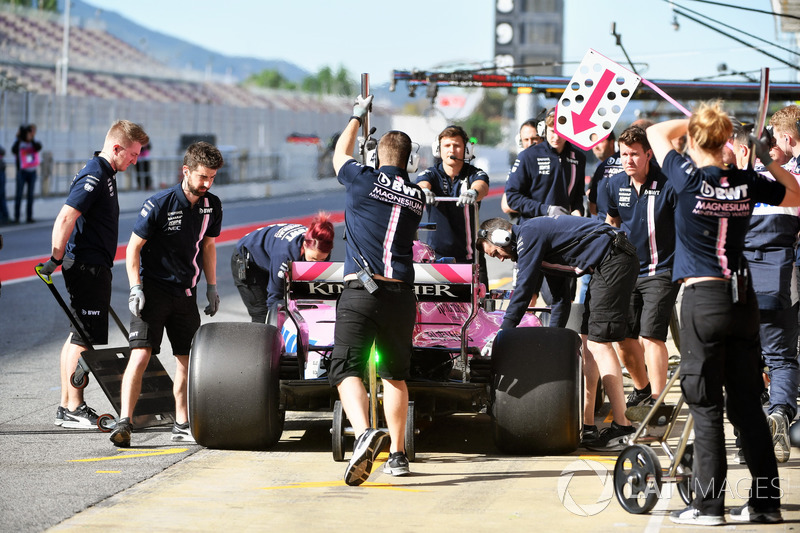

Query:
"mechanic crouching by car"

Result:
[[330, 94, 424, 486], [477, 215, 637, 450], [231, 213, 335, 323]]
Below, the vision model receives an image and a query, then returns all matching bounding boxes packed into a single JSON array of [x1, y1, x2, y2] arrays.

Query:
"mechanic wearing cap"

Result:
[[601, 126, 679, 416], [477, 215, 637, 451], [330, 94, 424, 486], [110, 141, 224, 449], [231, 214, 335, 323], [504, 110, 586, 328]]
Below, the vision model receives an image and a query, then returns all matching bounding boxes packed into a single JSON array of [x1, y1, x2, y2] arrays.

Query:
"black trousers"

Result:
[[680, 281, 780, 515]]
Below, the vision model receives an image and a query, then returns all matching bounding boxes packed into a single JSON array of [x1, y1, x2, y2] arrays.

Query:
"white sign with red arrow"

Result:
[[554, 49, 641, 151]]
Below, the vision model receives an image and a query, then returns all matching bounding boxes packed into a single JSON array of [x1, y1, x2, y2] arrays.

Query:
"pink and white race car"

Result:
[[188, 246, 582, 458]]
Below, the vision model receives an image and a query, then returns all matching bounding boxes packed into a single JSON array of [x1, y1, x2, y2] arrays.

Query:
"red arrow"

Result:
[[571, 68, 616, 135]]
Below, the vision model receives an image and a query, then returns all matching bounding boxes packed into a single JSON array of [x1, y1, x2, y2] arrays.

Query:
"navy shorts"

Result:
[[128, 282, 200, 356], [328, 280, 416, 386], [626, 271, 680, 341], [62, 257, 112, 346]]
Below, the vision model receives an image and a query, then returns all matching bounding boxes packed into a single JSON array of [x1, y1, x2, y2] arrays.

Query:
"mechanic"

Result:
[[477, 215, 637, 451], [501, 117, 543, 221], [504, 109, 587, 328], [231, 213, 335, 323], [330, 94, 424, 485], [416, 125, 489, 285], [586, 130, 619, 220], [648, 100, 800, 526], [743, 105, 800, 465], [602, 126, 679, 415], [38, 120, 149, 429], [110, 141, 224, 448]]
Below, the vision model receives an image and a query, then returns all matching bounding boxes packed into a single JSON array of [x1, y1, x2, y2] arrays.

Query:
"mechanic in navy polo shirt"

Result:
[[504, 109, 586, 328], [416, 125, 489, 285], [110, 142, 224, 448], [648, 101, 800, 525], [330, 94, 424, 486], [477, 215, 637, 451], [38, 120, 149, 430], [736, 110, 800, 465], [602, 125, 679, 414], [231, 214, 335, 323]]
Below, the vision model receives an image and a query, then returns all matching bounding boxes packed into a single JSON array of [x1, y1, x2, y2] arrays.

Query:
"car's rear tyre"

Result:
[[189, 322, 285, 450], [491, 327, 582, 454]]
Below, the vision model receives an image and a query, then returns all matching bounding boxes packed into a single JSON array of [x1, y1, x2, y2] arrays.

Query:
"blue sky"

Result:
[[82, 1, 798, 84]]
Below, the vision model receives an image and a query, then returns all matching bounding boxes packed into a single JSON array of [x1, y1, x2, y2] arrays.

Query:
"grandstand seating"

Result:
[[0, 6, 335, 109]]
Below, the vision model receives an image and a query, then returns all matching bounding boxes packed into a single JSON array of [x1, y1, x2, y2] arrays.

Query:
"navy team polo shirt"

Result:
[[662, 150, 785, 282], [603, 160, 677, 277], [589, 151, 622, 220], [415, 162, 489, 262], [133, 182, 223, 295], [505, 140, 586, 220], [503, 215, 615, 329], [64, 154, 119, 268], [236, 223, 306, 308], [338, 159, 424, 285]]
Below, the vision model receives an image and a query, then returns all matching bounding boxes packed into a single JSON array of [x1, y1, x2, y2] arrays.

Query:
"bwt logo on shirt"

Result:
[[700, 181, 749, 200], [199, 207, 214, 215]]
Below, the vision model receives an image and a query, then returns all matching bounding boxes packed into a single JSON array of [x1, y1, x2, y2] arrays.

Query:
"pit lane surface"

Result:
[[1, 190, 798, 532]]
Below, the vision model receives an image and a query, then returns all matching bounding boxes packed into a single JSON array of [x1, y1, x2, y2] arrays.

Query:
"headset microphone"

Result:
[[449, 155, 468, 161]]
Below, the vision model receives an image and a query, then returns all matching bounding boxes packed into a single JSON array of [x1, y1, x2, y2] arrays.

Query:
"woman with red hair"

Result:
[[231, 212, 334, 322]]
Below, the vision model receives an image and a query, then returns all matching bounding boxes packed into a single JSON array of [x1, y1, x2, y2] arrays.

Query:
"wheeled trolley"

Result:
[[36, 265, 175, 431], [613, 367, 694, 514]]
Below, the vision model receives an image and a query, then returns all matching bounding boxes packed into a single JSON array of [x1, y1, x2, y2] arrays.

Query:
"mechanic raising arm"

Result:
[[647, 100, 800, 526], [330, 93, 424, 485]]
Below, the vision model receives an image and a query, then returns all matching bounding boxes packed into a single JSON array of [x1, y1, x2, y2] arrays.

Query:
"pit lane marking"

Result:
[[69, 448, 189, 462]]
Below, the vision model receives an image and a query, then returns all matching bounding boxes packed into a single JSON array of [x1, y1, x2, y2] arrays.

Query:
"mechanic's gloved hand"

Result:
[[423, 188, 437, 206], [353, 94, 374, 119], [481, 334, 496, 357], [750, 131, 773, 167], [546, 205, 570, 217], [204, 284, 220, 316], [277, 261, 289, 279], [38, 256, 61, 277], [457, 188, 478, 207], [129, 284, 145, 317]]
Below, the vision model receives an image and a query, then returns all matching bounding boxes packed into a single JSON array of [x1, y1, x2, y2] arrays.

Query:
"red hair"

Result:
[[305, 212, 335, 253]]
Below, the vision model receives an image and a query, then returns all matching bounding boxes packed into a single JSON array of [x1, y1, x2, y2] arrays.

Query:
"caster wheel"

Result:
[[70, 371, 89, 389], [676, 443, 694, 505], [96, 414, 116, 433], [331, 400, 347, 462], [613, 444, 663, 514]]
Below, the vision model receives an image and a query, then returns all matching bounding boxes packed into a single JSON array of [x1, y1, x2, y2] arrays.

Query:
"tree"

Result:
[[456, 90, 506, 146], [243, 69, 296, 90]]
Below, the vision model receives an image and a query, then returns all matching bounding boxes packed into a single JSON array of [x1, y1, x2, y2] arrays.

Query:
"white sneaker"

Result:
[[669, 506, 725, 526], [171, 421, 196, 443], [768, 409, 791, 463]]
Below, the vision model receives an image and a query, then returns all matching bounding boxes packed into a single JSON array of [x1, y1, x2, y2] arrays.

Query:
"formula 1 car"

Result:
[[187, 236, 583, 458]]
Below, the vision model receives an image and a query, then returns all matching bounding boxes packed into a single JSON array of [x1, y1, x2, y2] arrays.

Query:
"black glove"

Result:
[[750, 130, 773, 167], [204, 284, 220, 316]]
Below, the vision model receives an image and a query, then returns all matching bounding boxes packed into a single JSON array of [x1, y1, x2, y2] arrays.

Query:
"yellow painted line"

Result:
[[70, 448, 188, 462], [95, 471, 122, 474], [489, 277, 512, 291], [579, 455, 617, 465]]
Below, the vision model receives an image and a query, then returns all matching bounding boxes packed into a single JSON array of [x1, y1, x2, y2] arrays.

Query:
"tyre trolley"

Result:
[[613, 366, 695, 514], [36, 265, 175, 431]]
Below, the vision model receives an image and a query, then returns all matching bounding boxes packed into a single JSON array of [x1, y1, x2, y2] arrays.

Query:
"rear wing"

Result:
[[288, 261, 475, 302]]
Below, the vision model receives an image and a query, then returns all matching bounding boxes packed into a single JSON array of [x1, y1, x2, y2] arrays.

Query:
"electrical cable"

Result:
[[672, 0, 800, 22]]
